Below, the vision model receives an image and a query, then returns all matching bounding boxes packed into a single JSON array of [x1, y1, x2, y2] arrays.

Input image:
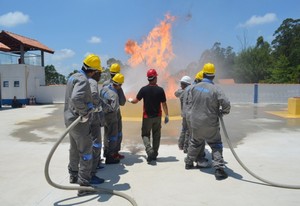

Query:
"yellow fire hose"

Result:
[[220, 115, 300, 189], [44, 116, 138, 206]]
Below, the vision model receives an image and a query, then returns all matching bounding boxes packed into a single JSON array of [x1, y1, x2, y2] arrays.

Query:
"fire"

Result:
[[125, 13, 178, 99]]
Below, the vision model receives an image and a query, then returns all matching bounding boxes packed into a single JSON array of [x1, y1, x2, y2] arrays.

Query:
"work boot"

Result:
[[69, 175, 78, 184], [215, 168, 228, 180], [96, 164, 104, 170], [196, 158, 211, 168], [77, 190, 97, 197], [90, 176, 105, 184], [77, 183, 96, 196], [117, 153, 125, 159], [105, 156, 120, 164], [113, 153, 124, 159], [185, 163, 194, 170]]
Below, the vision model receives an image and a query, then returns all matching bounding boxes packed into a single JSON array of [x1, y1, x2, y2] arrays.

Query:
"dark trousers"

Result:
[[141, 116, 162, 158]]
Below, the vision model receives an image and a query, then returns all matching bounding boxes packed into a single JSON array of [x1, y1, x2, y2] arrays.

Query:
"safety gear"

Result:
[[185, 163, 194, 170], [78, 189, 97, 197], [128, 97, 133, 103], [110, 63, 121, 74], [90, 175, 105, 184], [105, 156, 120, 164], [196, 158, 211, 168], [215, 168, 228, 180], [202, 63, 215, 76], [80, 114, 89, 123], [69, 175, 78, 184], [195, 71, 204, 80], [180, 76, 192, 85], [83, 54, 102, 72], [147, 68, 158, 80], [112, 73, 124, 85], [164, 115, 169, 124]]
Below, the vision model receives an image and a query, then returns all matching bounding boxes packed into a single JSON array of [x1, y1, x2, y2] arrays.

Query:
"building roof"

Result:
[[0, 42, 11, 52], [0, 30, 54, 54]]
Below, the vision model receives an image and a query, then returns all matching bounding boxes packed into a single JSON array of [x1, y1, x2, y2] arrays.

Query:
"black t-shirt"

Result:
[[136, 84, 166, 118]]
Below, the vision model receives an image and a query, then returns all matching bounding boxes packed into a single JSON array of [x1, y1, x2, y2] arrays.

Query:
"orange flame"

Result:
[[125, 13, 178, 99]]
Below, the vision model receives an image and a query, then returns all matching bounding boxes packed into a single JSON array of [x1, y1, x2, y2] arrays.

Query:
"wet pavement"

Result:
[[0, 103, 300, 206]]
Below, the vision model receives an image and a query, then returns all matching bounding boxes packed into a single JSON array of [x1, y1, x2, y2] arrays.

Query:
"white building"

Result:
[[0, 30, 54, 107]]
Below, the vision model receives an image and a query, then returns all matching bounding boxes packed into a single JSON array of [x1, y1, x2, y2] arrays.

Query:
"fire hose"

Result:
[[220, 115, 300, 189], [44, 116, 138, 206]]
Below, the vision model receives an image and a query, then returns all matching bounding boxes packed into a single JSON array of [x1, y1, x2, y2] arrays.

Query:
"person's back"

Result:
[[64, 71, 93, 126], [190, 80, 230, 128], [138, 84, 165, 118], [128, 68, 169, 163], [185, 62, 230, 180]]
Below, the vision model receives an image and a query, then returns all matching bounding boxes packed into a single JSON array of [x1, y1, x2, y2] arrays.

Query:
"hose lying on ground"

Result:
[[44, 116, 138, 206], [220, 115, 300, 189]]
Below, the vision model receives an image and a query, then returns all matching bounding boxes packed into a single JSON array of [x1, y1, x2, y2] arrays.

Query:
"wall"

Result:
[[35, 84, 300, 104], [0, 64, 45, 105]]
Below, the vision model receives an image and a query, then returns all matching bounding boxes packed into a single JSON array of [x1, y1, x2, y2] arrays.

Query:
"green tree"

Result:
[[234, 36, 273, 83], [45, 65, 66, 85], [199, 42, 236, 80], [272, 18, 300, 66], [269, 18, 300, 83]]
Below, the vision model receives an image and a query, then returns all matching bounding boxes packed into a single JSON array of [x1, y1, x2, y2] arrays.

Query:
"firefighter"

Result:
[[185, 63, 231, 180], [174, 76, 192, 152], [88, 69, 105, 175], [100, 73, 125, 164], [103, 63, 126, 159], [64, 54, 104, 196]]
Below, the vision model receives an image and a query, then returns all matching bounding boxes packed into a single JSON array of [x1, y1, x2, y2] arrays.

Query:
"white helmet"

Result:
[[180, 76, 192, 85]]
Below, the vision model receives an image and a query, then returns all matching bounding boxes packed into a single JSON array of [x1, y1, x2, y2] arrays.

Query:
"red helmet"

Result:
[[147, 69, 158, 78]]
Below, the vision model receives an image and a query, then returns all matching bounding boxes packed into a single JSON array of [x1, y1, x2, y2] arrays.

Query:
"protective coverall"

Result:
[[185, 78, 231, 169], [99, 84, 120, 161], [175, 88, 190, 152], [64, 70, 94, 186], [88, 78, 103, 174], [102, 80, 126, 157]]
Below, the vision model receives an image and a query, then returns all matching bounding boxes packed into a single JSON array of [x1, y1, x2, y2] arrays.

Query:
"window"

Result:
[[14, 81, 20, 87], [3, 81, 9, 87]]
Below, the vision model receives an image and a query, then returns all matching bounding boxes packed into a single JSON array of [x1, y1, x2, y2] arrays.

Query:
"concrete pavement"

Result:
[[0, 104, 300, 206]]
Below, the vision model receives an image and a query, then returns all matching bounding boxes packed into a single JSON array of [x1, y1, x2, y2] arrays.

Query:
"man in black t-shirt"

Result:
[[128, 69, 169, 163]]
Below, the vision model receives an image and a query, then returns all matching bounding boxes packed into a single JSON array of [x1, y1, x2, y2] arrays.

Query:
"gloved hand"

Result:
[[80, 113, 90, 123], [219, 109, 229, 117], [164, 115, 169, 124], [128, 98, 133, 103], [94, 107, 101, 113]]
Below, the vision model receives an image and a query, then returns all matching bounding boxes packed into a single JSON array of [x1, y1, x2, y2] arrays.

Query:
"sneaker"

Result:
[[196, 158, 211, 168], [69, 175, 78, 184], [215, 168, 228, 180], [90, 176, 105, 184], [105, 157, 120, 164], [185, 163, 194, 170], [77, 190, 97, 197]]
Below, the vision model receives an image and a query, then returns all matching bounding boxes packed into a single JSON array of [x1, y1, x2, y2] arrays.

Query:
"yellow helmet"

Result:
[[83, 54, 102, 72], [112, 73, 124, 85], [195, 70, 204, 80], [202, 63, 215, 76], [110, 63, 121, 74]]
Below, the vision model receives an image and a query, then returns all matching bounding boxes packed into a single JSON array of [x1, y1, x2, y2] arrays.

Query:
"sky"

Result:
[[1, 0, 299, 77]]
